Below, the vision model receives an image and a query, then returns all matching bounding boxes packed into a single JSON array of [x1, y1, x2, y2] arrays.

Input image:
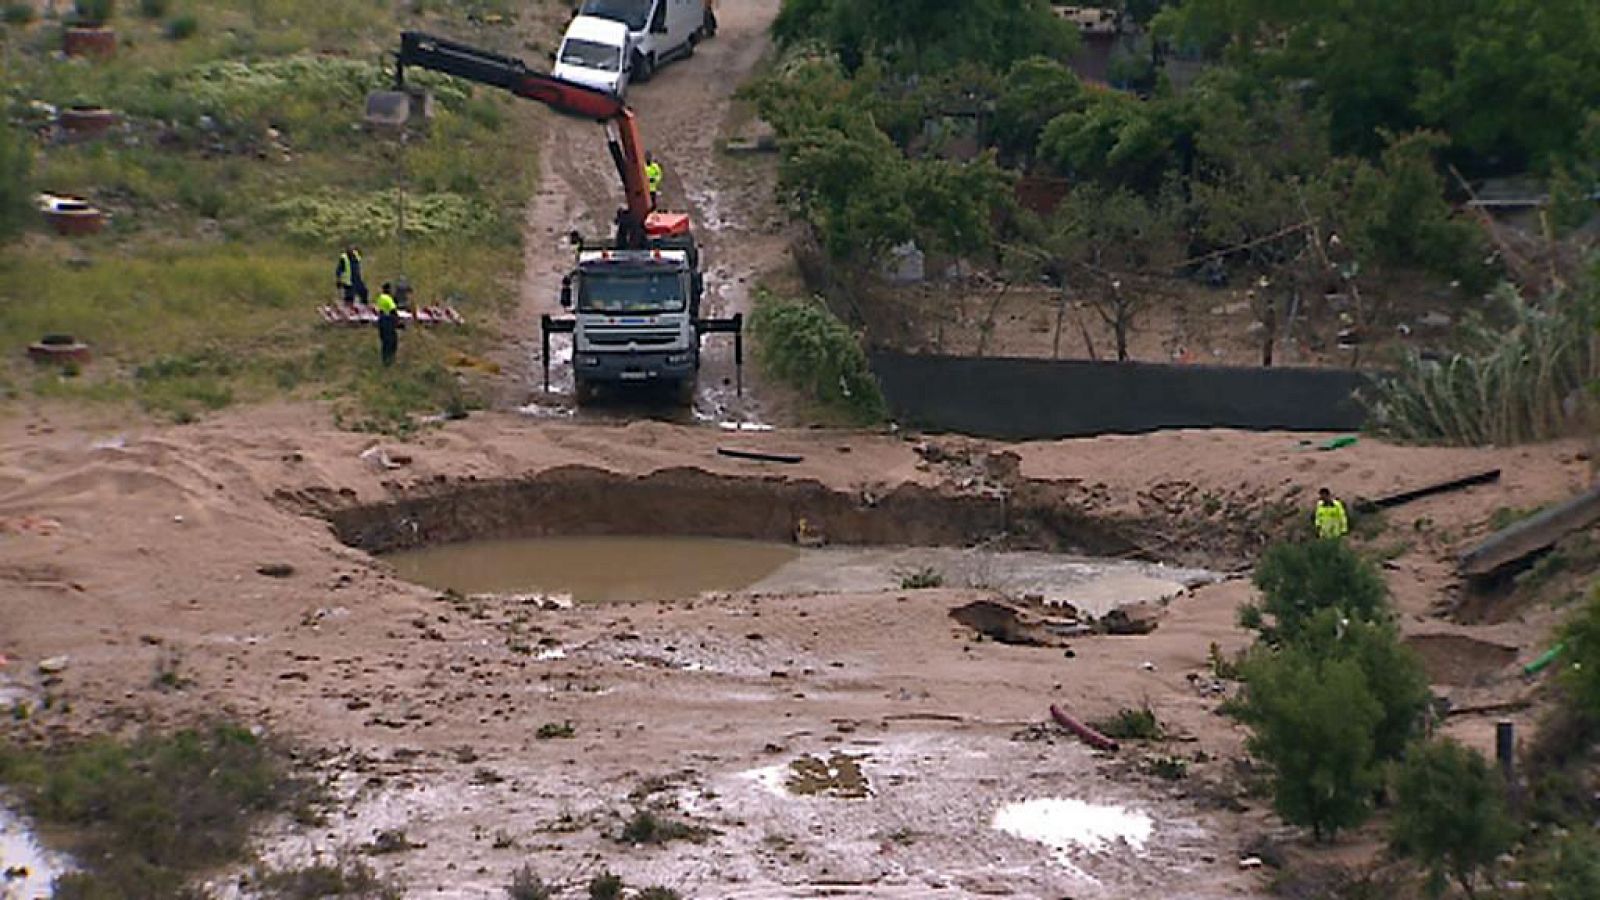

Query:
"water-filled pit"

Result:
[[385, 535, 1215, 612]]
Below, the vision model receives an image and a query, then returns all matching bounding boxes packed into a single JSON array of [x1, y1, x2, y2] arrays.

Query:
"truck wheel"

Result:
[[574, 377, 596, 406], [703, 8, 717, 38], [633, 51, 655, 83], [675, 378, 697, 407]]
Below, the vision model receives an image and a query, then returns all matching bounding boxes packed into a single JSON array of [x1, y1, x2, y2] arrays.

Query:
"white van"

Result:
[[552, 15, 632, 97], [577, 0, 716, 83]]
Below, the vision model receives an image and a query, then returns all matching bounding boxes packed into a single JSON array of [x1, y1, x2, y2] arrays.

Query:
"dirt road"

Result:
[[506, 0, 785, 425]]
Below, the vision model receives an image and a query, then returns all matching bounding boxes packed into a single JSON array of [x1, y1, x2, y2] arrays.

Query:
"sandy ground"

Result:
[[0, 398, 1592, 897]]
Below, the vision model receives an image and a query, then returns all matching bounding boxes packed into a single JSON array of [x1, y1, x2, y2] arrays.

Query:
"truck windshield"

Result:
[[559, 38, 621, 71], [579, 269, 684, 313], [581, 0, 651, 31]]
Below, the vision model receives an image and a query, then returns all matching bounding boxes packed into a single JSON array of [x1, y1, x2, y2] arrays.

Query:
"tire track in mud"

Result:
[[508, 0, 785, 426]]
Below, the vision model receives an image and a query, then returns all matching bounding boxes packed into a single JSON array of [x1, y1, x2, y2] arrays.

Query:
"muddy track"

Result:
[[500, 0, 785, 423]]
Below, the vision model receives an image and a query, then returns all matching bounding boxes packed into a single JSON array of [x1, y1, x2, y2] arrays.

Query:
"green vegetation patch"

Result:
[[269, 190, 495, 244], [0, 723, 318, 898]]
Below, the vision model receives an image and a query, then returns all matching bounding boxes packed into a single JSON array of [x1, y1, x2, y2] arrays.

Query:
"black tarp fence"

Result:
[[871, 352, 1373, 440]]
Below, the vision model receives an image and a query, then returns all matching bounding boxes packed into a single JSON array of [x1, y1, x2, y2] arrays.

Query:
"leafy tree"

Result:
[[1340, 131, 1487, 285], [990, 56, 1083, 164], [1042, 184, 1185, 360], [774, 0, 1078, 73], [1154, 0, 1600, 171], [1294, 609, 1431, 763], [1242, 539, 1390, 645], [1237, 645, 1383, 841], [1390, 739, 1515, 898], [1038, 90, 1182, 192], [0, 119, 32, 244]]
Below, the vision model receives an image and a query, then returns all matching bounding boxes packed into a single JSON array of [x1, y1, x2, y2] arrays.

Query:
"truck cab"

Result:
[[561, 246, 704, 400], [577, 0, 715, 83], [552, 15, 631, 97]]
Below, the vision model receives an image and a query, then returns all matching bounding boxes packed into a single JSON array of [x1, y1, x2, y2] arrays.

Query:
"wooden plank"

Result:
[[1354, 468, 1502, 513], [716, 447, 804, 465], [1459, 484, 1600, 577]]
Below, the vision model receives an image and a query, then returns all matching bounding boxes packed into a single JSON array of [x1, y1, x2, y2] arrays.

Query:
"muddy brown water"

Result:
[[387, 535, 800, 603]]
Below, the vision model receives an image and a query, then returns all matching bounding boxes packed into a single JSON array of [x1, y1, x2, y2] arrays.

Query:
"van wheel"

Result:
[[633, 51, 655, 83], [703, 9, 717, 38]]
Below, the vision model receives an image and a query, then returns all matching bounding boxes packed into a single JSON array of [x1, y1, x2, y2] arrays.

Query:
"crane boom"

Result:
[[394, 30, 685, 247]]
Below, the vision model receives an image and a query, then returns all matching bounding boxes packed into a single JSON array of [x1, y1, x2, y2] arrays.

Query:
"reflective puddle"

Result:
[[992, 797, 1153, 854], [387, 536, 800, 603], [1, 806, 71, 898]]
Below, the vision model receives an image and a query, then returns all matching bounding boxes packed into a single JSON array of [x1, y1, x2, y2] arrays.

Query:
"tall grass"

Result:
[[1367, 280, 1598, 445]]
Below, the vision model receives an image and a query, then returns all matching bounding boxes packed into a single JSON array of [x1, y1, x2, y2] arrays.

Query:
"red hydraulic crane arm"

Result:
[[395, 31, 654, 236]]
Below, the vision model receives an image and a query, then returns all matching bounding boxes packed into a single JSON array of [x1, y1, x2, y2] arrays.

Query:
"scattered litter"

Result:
[[359, 446, 405, 471], [1317, 435, 1358, 452], [37, 656, 69, 675], [89, 435, 126, 450], [717, 420, 774, 432], [1239, 856, 1264, 870], [256, 563, 296, 579], [1140, 661, 1157, 671]]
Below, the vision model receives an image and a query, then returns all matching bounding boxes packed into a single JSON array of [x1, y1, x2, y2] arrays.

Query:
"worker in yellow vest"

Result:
[[1315, 487, 1349, 539], [645, 152, 663, 210], [374, 283, 399, 367], [335, 244, 368, 305]]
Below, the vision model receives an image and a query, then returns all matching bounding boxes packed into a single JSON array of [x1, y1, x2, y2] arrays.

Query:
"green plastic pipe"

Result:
[[1523, 642, 1566, 676]]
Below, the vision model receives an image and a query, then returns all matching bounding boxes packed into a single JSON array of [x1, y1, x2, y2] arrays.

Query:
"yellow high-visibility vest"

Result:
[[1315, 499, 1349, 539]]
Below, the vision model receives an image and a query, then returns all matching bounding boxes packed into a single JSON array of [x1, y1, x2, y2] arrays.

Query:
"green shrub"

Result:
[[0, 724, 312, 896], [896, 566, 944, 589], [1390, 738, 1515, 898], [1092, 705, 1165, 741], [1517, 826, 1600, 900], [1243, 539, 1391, 644], [506, 865, 553, 900], [636, 889, 682, 900], [587, 871, 624, 900], [166, 12, 197, 40], [618, 809, 711, 845], [3, 2, 34, 24], [1236, 644, 1383, 841], [137, 0, 167, 17], [750, 291, 885, 423], [1367, 281, 1599, 446], [1292, 611, 1430, 763], [257, 857, 402, 899]]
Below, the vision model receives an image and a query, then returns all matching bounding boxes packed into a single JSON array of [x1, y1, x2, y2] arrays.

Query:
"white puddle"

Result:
[[992, 798, 1153, 857], [1, 806, 72, 899]]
